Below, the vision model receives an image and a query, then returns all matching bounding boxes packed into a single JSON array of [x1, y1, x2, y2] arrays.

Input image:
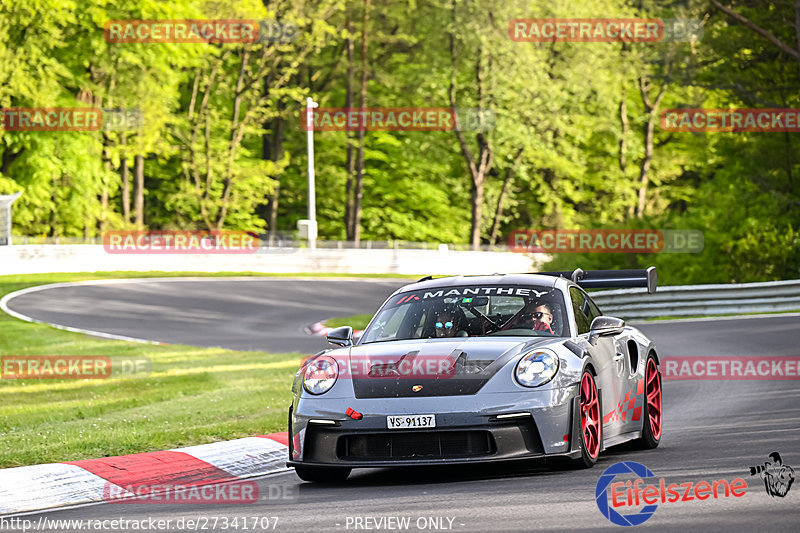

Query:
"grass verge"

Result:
[[323, 313, 374, 331], [0, 271, 401, 468]]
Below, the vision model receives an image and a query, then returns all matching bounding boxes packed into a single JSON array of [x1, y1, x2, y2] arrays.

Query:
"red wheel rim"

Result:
[[645, 358, 662, 440], [580, 372, 600, 459]]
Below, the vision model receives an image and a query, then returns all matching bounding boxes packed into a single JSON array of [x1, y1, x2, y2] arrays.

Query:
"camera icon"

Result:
[[749, 451, 795, 498]]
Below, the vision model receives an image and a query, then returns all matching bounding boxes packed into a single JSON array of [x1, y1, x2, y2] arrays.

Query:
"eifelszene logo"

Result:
[[595, 461, 747, 527], [595, 462, 659, 527]]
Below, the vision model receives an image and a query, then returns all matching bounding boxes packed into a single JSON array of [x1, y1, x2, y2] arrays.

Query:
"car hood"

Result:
[[346, 336, 558, 398]]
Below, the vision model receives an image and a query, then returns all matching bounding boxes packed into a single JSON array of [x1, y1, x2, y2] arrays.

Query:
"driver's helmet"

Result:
[[433, 304, 465, 334]]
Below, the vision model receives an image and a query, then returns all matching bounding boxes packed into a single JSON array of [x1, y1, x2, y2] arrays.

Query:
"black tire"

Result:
[[294, 466, 351, 483], [572, 370, 601, 469], [634, 353, 662, 450]]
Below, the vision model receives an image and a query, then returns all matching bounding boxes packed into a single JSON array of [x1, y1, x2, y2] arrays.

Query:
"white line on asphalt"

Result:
[[0, 277, 404, 345]]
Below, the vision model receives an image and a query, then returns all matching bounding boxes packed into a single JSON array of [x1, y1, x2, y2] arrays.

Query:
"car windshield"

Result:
[[360, 285, 568, 343]]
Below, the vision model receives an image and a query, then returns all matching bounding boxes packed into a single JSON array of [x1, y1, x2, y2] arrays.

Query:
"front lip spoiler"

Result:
[[286, 450, 581, 469]]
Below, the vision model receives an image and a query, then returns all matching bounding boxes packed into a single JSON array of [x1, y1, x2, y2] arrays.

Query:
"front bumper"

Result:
[[288, 386, 580, 468]]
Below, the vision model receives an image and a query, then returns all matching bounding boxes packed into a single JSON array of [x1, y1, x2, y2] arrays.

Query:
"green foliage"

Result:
[[1, 0, 798, 282]]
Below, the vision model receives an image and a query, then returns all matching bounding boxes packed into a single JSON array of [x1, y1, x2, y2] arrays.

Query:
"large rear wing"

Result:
[[536, 267, 657, 294]]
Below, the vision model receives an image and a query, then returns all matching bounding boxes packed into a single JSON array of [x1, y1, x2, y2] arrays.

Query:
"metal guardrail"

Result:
[[8, 235, 513, 252], [591, 279, 800, 320]]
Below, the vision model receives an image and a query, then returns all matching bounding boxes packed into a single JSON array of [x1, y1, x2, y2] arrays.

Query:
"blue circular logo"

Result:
[[595, 461, 658, 527]]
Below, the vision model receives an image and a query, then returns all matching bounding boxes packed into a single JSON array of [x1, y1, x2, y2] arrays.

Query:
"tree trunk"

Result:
[[344, 7, 356, 240], [351, 0, 370, 245], [634, 75, 668, 218], [710, 0, 800, 76], [262, 64, 286, 243], [621, 94, 635, 218], [489, 148, 523, 245], [121, 135, 130, 225], [449, 1, 493, 249], [100, 183, 109, 233], [216, 49, 250, 230], [264, 114, 284, 242], [636, 118, 655, 218], [100, 133, 110, 234], [50, 175, 58, 237], [134, 154, 144, 229], [1, 147, 21, 175], [619, 96, 628, 174]]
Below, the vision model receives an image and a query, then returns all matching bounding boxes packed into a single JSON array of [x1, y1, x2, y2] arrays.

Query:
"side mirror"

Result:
[[327, 326, 354, 347], [588, 316, 625, 343]]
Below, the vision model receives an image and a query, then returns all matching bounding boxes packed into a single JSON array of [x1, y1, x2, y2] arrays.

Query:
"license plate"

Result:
[[387, 414, 436, 429]]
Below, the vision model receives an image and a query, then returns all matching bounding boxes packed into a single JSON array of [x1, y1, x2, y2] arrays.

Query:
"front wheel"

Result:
[[572, 370, 601, 468], [634, 354, 662, 449], [294, 466, 351, 483]]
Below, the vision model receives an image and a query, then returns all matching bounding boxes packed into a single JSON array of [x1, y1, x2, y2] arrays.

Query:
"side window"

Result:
[[570, 287, 591, 335], [584, 292, 602, 324], [364, 305, 409, 342], [412, 309, 427, 338]]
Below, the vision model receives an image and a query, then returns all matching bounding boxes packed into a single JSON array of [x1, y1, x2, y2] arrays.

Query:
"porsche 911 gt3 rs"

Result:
[[287, 268, 663, 482]]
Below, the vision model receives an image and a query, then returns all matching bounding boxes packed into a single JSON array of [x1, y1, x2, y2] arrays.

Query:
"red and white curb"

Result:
[[0, 433, 289, 516], [304, 321, 363, 338]]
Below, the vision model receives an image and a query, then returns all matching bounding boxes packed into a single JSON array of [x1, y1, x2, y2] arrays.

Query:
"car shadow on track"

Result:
[[294, 443, 663, 491], [295, 459, 570, 492]]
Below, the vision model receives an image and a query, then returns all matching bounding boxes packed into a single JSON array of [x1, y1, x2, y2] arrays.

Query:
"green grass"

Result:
[[324, 313, 375, 330], [0, 271, 410, 468]]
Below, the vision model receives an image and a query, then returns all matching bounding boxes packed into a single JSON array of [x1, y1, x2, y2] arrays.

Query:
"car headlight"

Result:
[[515, 350, 559, 387], [303, 355, 339, 395]]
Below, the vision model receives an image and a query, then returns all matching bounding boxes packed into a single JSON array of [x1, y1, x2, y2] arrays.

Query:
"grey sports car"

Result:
[[287, 268, 663, 482]]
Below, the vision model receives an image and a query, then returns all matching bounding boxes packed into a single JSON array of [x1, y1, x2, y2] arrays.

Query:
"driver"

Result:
[[530, 302, 555, 335], [511, 299, 556, 335]]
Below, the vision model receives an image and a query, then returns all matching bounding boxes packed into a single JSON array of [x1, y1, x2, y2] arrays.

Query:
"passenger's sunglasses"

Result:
[[532, 311, 552, 319], [435, 321, 454, 329]]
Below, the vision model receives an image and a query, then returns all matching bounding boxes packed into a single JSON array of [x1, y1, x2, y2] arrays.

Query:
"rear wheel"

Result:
[[294, 466, 351, 483], [634, 354, 662, 449], [572, 370, 601, 468]]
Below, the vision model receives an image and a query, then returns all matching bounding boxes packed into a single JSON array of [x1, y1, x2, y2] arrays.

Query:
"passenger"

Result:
[[433, 307, 467, 338], [434, 310, 457, 338]]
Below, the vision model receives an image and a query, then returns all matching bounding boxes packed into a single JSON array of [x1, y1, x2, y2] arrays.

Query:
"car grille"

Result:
[[337, 431, 495, 460]]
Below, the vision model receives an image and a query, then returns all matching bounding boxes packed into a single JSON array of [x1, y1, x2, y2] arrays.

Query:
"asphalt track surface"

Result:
[[4, 278, 409, 353], [5, 279, 800, 532]]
